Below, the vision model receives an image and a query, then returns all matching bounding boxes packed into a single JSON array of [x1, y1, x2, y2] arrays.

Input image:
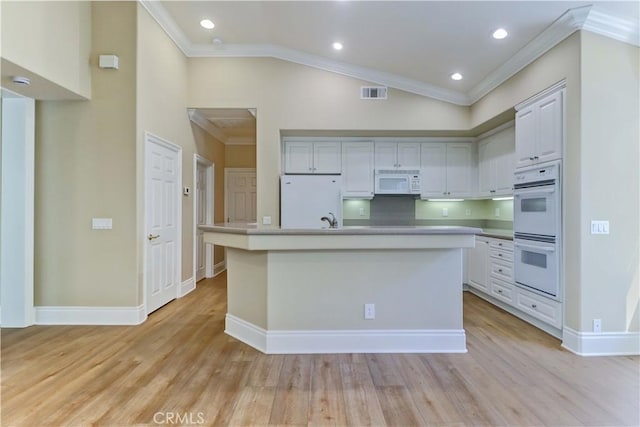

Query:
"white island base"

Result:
[[202, 225, 480, 354]]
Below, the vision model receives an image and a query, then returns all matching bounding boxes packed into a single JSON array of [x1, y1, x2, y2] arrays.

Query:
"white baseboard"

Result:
[[35, 305, 146, 326], [225, 314, 467, 354], [213, 261, 227, 277], [562, 327, 640, 356], [179, 277, 195, 297]]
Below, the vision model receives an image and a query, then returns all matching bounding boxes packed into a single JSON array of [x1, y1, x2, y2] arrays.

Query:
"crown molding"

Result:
[[188, 109, 228, 143], [582, 10, 640, 47], [226, 137, 256, 146], [467, 6, 590, 104], [143, 2, 638, 107]]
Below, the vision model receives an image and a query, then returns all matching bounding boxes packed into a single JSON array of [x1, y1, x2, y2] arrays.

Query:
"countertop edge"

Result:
[[199, 224, 483, 236]]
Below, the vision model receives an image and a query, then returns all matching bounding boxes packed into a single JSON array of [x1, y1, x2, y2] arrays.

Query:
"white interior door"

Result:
[[225, 169, 257, 223], [145, 133, 181, 314], [195, 157, 213, 282]]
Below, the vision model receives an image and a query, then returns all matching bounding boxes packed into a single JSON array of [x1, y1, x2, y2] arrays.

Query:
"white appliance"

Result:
[[280, 174, 343, 228], [374, 169, 421, 195], [513, 161, 561, 300]]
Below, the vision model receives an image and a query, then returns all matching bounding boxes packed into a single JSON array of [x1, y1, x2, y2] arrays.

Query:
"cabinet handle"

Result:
[[498, 243, 503, 246], [498, 269, 503, 273], [531, 304, 537, 309], [497, 289, 503, 294], [529, 156, 535, 160], [534, 156, 539, 160], [498, 253, 503, 257], [490, 190, 496, 193]]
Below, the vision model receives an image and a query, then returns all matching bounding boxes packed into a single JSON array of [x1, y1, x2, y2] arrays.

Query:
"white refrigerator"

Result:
[[280, 175, 343, 228]]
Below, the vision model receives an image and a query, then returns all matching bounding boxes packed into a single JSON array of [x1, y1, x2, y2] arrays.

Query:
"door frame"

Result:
[[224, 167, 257, 223], [143, 132, 182, 314], [193, 154, 214, 282]]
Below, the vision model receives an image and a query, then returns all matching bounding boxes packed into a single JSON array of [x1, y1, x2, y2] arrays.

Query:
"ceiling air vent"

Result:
[[361, 86, 387, 100]]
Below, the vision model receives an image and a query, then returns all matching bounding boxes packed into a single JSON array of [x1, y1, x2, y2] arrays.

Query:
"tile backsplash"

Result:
[[343, 197, 513, 229]]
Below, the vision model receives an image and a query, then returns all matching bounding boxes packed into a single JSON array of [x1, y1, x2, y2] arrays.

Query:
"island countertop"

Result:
[[199, 223, 482, 235]]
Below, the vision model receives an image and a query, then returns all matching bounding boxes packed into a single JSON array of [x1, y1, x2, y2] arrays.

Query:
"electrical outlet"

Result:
[[495, 208, 500, 217], [442, 208, 449, 217], [364, 303, 375, 320], [593, 319, 602, 333], [465, 209, 471, 216], [359, 207, 365, 216], [262, 216, 272, 225]]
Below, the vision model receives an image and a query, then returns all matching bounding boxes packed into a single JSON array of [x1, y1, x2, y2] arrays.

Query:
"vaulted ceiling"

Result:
[[145, 1, 639, 106]]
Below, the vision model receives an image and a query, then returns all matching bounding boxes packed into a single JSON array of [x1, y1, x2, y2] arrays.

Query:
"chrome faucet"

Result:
[[320, 212, 338, 228]]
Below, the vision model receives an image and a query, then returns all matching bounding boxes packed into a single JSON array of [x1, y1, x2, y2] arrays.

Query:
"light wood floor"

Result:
[[2, 273, 638, 427]]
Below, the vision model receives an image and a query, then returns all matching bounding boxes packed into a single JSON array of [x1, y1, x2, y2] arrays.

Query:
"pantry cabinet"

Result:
[[420, 142, 475, 198], [374, 142, 421, 169], [478, 124, 515, 197], [283, 141, 341, 174], [341, 142, 375, 198], [515, 86, 564, 168]]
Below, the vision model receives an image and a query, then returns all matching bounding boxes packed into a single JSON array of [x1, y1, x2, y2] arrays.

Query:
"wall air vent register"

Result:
[[361, 86, 388, 100]]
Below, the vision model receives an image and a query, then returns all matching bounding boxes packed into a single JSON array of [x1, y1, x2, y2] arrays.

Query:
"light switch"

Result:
[[92, 218, 113, 230], [591, 220, 609, 234], [442, 208, 449, 217]]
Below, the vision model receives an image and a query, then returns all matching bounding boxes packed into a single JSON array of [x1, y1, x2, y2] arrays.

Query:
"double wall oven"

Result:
[[513, 161, 561, 300]]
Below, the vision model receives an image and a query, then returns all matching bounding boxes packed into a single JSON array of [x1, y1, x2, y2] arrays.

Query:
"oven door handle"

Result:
[[514, 187, 555, 197], [514, 242, 556, 252]]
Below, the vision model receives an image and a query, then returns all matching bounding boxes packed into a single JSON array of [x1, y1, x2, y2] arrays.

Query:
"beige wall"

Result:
[[579, 32, 639, 332], [225, 145, 256, 168], [34, 2, 137, 306], [187, 58, 471, 225], [136, 4, 203, 286], [190, 122, 226, 265], [1, 1, 91, 99]]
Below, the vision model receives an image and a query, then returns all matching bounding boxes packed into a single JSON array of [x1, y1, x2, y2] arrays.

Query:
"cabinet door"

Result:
[[374, 142, 397, 169], [313, 142, 341, 173], [535, 90, 563, 163], [515, 106, 536, 168], [396, 143, 421, 169], [420, 143, 446, 198], [342, 142, 374, 198], [494, 126, 515, 194], [446, 143, 474, 197], [284, 141, 314, 173], [477, 140, 495, 197], [467, 238, 489, 292]]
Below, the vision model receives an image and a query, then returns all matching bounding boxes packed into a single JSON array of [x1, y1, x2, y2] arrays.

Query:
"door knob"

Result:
[[148, 234, 160, 241]]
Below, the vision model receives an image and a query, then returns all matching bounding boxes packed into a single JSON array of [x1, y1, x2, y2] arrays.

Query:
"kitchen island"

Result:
[[201, 224, 481, 354]]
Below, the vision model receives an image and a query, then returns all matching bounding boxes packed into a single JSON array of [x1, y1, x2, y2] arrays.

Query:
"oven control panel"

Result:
[[514, 161, 559, 184]]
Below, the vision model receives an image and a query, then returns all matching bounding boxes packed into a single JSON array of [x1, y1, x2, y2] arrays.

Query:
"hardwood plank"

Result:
[[1, 279, 638, 427]]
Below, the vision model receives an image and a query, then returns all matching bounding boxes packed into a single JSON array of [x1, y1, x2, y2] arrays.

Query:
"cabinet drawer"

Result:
[[515, 287, 562, 328], [490, 259, 513, 282], [490, 278, 514, 305], [490, 239, 513, 251], [490, 248, 513, 262]]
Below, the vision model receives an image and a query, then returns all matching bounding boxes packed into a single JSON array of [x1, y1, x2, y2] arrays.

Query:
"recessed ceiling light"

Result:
[[451, 73, 463, 81], [200, 19, 215, 30], [492, 28, 508, 39], [332, 42, 343, 51]]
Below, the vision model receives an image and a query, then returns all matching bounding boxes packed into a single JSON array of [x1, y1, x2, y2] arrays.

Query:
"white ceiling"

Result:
[[152, 1, 639, 106]]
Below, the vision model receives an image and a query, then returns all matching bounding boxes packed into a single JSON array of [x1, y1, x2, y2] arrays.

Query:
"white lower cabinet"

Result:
[[467, 237, 490, 292], [466, 235, 562, 332], [514, 287, 562, 329]]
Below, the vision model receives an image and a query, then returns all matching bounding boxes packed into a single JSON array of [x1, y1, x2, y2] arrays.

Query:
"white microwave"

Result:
[[374, 169, 421, 195]]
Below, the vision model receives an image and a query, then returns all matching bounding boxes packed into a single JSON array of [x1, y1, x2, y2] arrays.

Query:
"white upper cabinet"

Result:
[[477, 123, 515, 197], [284, 141, 341, 174], [374, 142, 421, 169], [342, 142, 375, 199], [515, 86, 564, 168], [421, 142, 475, 198]]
